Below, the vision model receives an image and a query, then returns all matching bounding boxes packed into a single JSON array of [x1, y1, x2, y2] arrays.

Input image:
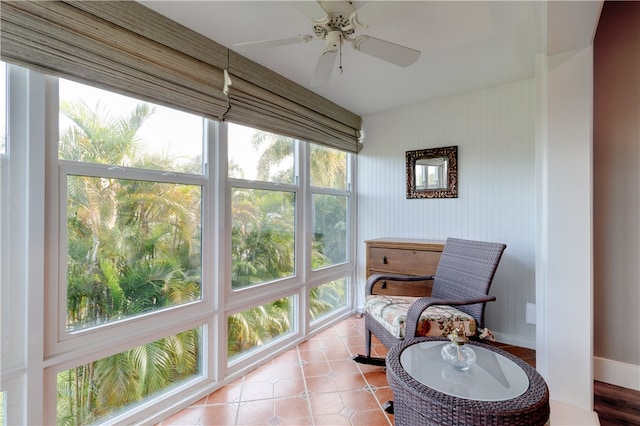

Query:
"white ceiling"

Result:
[[139, 1, 545, 116]]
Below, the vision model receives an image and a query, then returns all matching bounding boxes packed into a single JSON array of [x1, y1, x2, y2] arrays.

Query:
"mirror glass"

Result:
[[406, 146, 458, 199], [415, 156, 449, 190]]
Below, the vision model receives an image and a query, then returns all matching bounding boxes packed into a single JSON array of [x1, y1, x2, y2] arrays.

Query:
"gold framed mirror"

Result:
[[406, 146, 458, 199]]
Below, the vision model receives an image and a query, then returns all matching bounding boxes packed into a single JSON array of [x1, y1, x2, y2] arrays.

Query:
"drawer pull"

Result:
[[382, 256, 388, 264], [381, 280, 387, 289]]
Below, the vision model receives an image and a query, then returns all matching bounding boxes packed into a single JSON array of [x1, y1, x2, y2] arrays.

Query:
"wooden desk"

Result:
[[365, 238, 445, 297]]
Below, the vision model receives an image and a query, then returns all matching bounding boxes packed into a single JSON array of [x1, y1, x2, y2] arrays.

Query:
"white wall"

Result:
[[357, 78, 536, 348], [593, 0, 640, 391], [536, 47, 597, 420]]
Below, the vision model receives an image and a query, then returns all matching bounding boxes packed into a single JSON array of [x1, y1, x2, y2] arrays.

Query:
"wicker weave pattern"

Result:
[[361, 238, 506, 357], [431, 238, 507, 325], [387, 337, 550, 426]]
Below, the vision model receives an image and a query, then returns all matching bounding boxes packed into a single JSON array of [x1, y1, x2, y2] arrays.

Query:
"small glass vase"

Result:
[[441, 341, 476, 371]]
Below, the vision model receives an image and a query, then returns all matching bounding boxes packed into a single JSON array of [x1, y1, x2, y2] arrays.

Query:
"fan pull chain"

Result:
[[339, 34, 343, 74]]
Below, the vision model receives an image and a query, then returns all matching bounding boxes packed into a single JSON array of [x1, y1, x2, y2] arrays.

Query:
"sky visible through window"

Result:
[[59, 79, 203, 170], [59, 79, 267, 178]]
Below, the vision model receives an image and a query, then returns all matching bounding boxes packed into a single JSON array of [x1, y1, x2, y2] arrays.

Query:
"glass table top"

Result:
[[400, 341, 530, 401]]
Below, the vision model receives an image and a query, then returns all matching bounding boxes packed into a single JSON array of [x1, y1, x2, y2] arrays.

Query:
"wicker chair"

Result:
[[353, 237, 506, 366]]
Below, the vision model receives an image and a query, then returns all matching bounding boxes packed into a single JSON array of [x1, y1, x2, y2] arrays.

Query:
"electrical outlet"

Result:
[[526, 302, 536, 325]]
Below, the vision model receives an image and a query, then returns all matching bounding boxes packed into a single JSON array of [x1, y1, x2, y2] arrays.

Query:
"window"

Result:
[[227, 123, 353, 368], [229, 124, 297, 291], [308, 144, 350, 321], [58, 79, 205, 333], [228, 124, 294, 183], [56, 327, 201, 424], [43, 77, 213, 423], [228, 296, 294, 360], [310, 278, 347, 323], [310, 144, 349, 270], [5, 65, 355, 424]]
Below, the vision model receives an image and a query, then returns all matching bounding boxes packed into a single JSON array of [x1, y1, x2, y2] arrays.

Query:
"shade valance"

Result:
[[0, 0, 362, 152]]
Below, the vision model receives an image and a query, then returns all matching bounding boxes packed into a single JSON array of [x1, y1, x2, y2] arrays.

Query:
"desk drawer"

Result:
[[369, 247, 441, 276], [368, 276, 433, 297]]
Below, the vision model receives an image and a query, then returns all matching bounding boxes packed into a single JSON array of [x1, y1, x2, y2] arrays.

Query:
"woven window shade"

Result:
[[227, 52, 362, 152], [0, 0, 362, 153]]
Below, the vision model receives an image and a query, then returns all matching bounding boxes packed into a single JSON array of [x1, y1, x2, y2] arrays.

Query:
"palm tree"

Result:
[[227, 298, 292, 357], [57, 328, 199, 425], [231, 187, 295, 289], [62, 101, 202, 329], [252, 131, 294, 183], [309, 279, 347, 320], [58, 100, 202, 424], [310, 144, 347, 189]]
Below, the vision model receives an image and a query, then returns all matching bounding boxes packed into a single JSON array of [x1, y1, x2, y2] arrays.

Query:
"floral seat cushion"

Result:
[[365, 295, 477, 339]]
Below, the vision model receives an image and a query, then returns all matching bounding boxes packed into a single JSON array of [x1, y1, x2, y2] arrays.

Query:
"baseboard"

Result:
[[490, 331, 536, 350], [550, 400, 600, 425], [594, 356, 640, 391]]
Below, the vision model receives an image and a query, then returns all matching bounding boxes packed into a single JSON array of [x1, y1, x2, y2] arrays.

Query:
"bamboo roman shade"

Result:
[[0, 1, 363, 153]]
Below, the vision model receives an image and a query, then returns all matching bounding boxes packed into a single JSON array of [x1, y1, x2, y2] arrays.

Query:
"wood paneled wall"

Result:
[[357, 79, 536, 348]]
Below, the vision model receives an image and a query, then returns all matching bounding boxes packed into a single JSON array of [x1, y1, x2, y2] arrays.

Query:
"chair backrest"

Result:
[[431, 237, 507, 327]]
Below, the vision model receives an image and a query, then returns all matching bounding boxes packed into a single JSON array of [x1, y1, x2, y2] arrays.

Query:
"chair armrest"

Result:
[[404, 295, 497, 337], [365, 273, 435, 295]]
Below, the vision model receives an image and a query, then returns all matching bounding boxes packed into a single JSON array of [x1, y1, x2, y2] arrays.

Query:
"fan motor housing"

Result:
[[313, 14, 354, 40]]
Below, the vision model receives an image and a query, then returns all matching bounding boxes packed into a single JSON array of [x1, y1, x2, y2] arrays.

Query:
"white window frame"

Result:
[[39, 76, 220, 424], [224, 127, 356, 373], [305, 143, 356, 329], [1, 63, 47, 426], [3, 65, 356, 425]]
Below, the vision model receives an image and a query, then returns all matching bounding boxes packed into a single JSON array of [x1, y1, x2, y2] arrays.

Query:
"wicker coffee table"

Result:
[[386, 337, 550, 425]]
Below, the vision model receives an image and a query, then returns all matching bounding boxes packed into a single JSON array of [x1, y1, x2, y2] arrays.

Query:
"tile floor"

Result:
[[159, 314, 535, 426]]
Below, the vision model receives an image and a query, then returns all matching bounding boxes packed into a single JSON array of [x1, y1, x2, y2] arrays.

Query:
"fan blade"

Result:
[[350, 1, 419, 28], [292, 1, 328, 21], [233, 35, 313, 52], [310, 49, 337, 87], [352, 36, 421, 67], [317, 1, 356, 18]]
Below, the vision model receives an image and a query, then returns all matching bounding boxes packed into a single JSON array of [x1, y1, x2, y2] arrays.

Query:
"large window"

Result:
[[311, 144, 349, 269], [58, 80, 205, 333], [56, 327, 201, 425], [309, 144, 350, 320], [228, 296, 294, 360], [229, 124, 296, 291], [46, 78, 211, 422], [227, 124, 353, 365], [3, 65, 355, 424]]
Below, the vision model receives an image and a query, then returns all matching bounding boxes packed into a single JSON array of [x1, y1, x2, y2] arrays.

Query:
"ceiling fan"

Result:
[[232, 1, 421, 87]]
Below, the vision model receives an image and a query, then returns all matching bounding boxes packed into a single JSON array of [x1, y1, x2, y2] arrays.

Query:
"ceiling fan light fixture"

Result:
[[232, 1, 422, 86], [325, 30, 342, 51]]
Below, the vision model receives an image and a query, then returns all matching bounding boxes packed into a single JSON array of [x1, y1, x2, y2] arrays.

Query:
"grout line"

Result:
[[296, 344, 316, 426], [192, 316, 537, 426]]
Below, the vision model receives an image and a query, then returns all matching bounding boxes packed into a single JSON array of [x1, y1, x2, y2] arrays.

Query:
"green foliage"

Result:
[[231, 188, 295, 289], [59, 101, 349, 423], [59, 100, 202, 424], [57, 329, 200, 425], [309, 279, 347, 321], [227, 297, 292, 358]]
